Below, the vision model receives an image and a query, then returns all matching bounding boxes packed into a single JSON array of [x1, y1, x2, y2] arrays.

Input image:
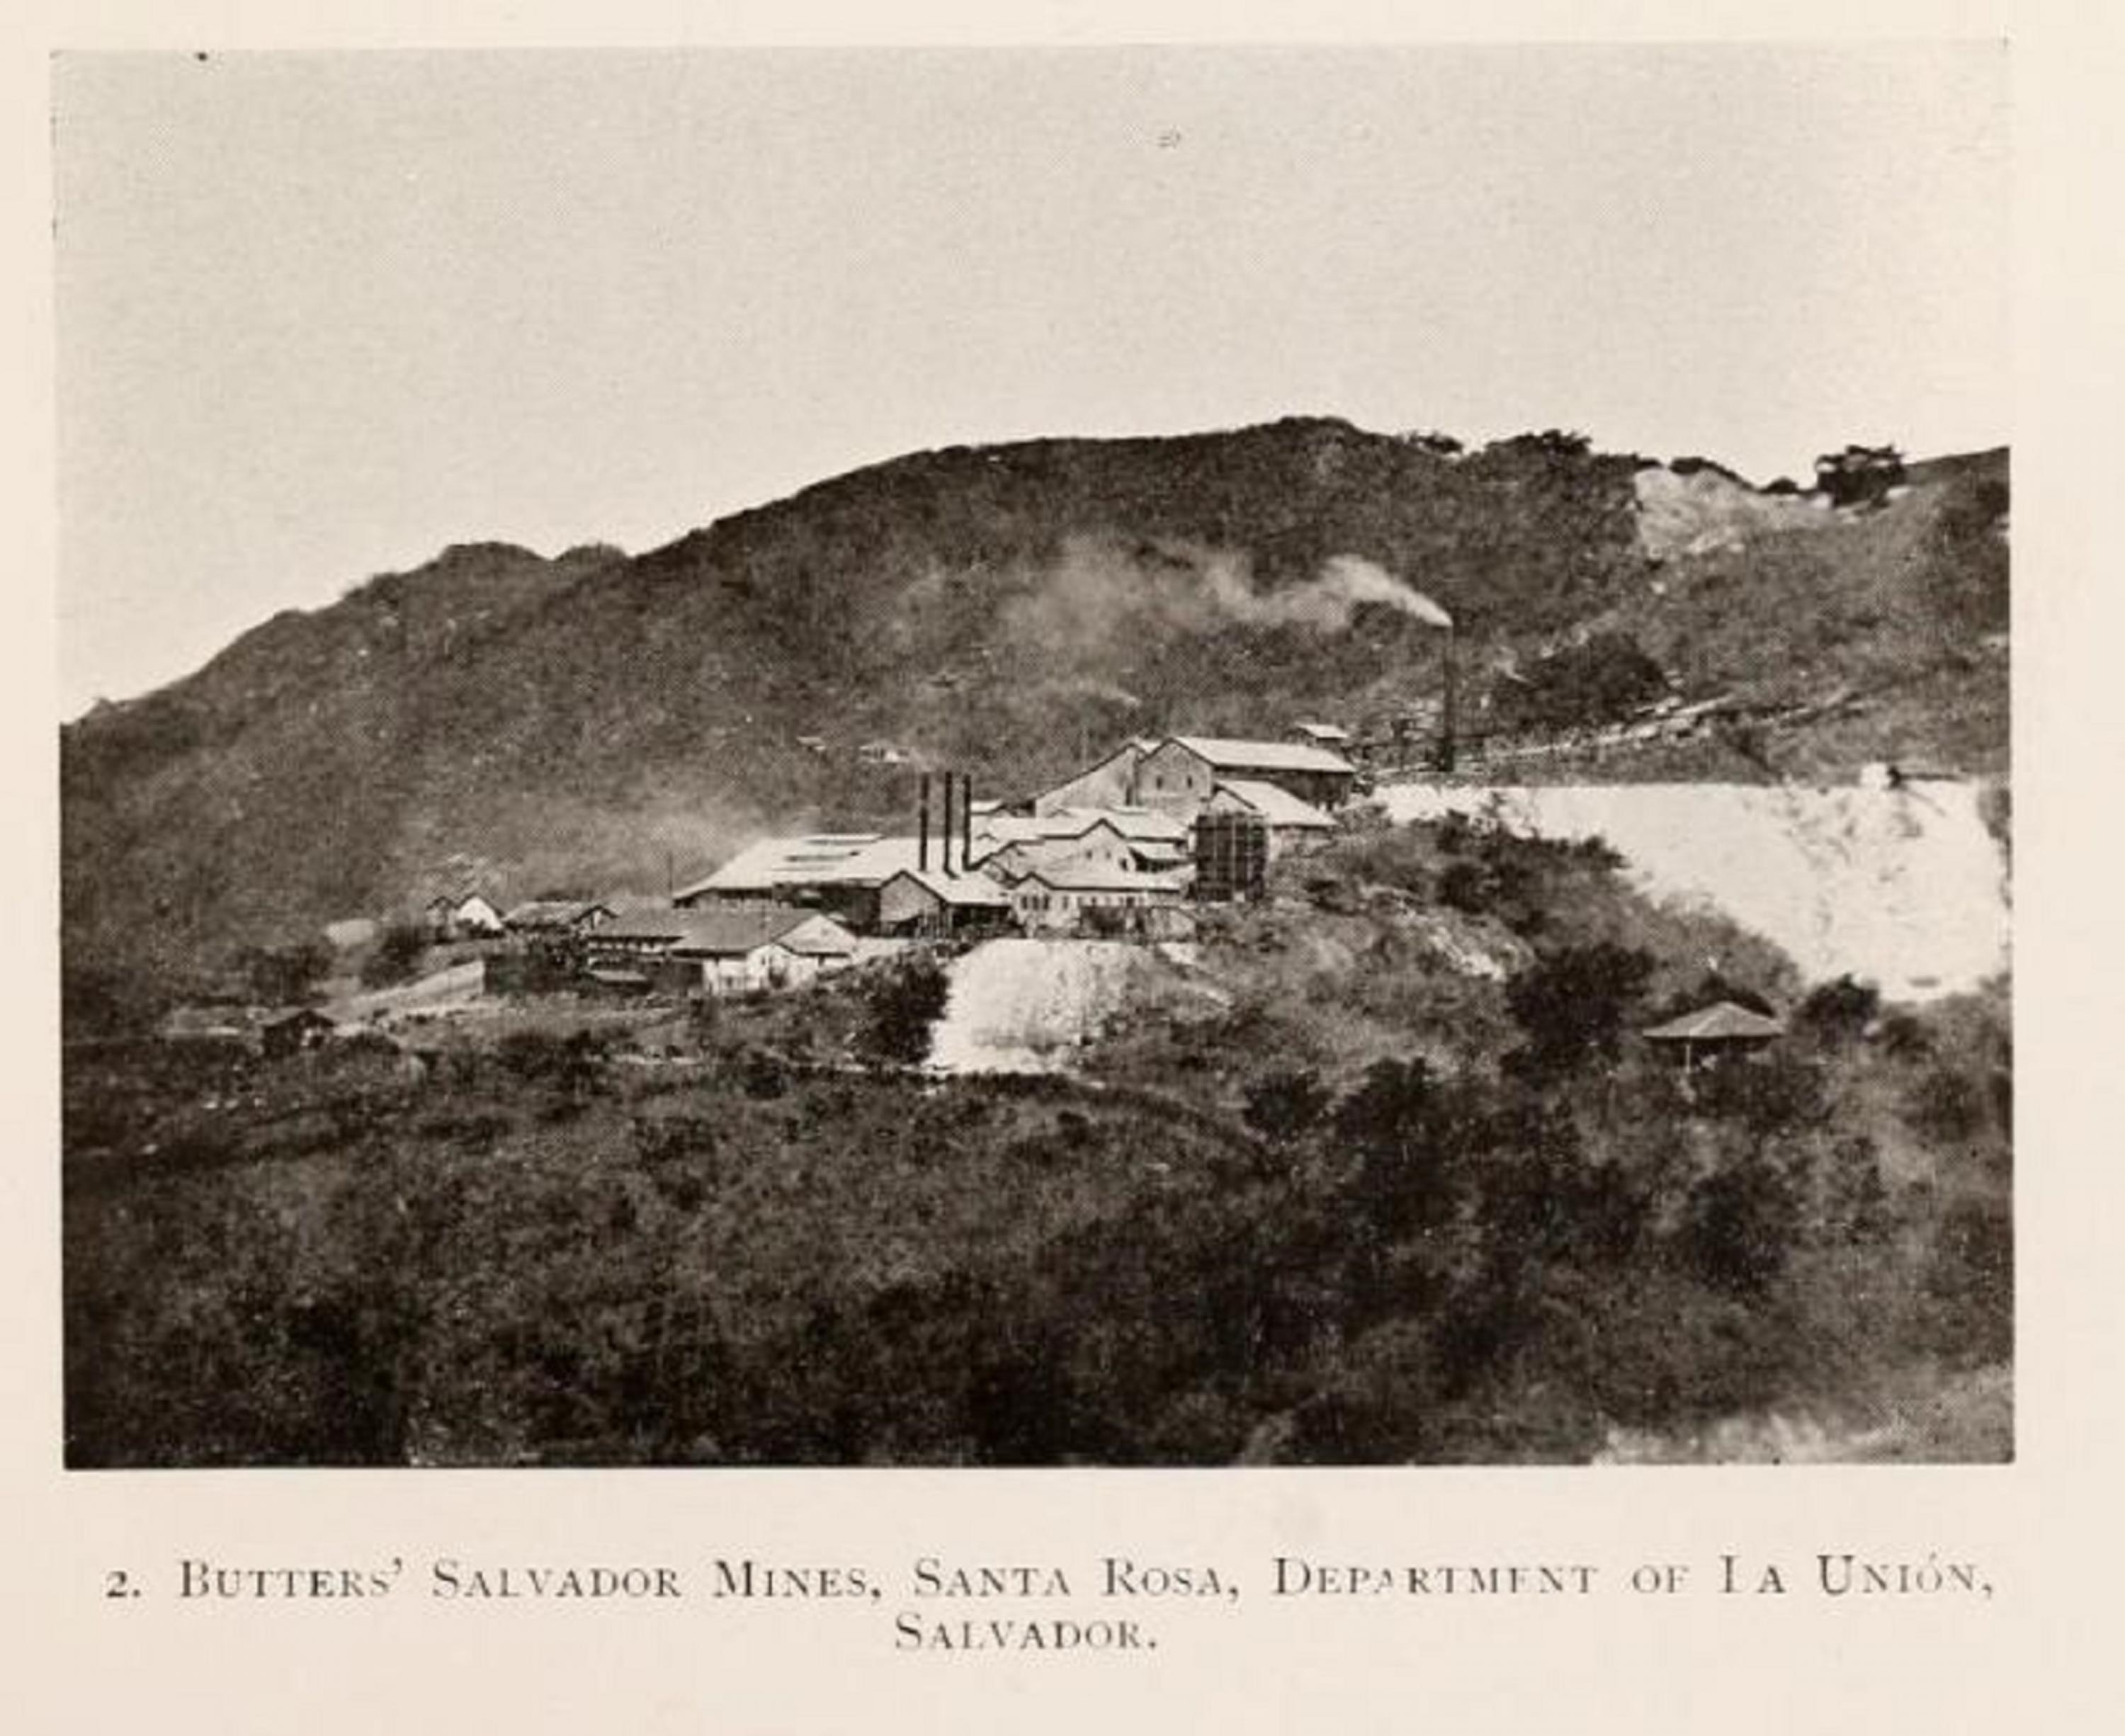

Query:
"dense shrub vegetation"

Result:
[[1492, 631, 1669, 733], [64, 822, 2010, 1465], [859, 954, 952, 1065], [358, 921, 430, 989]]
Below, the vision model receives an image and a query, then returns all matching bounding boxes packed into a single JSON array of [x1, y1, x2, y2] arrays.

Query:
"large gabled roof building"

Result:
[[1135, 734, 1359, 816], [1028, 734, 1359, 822], [676, 833, 1010, 933]]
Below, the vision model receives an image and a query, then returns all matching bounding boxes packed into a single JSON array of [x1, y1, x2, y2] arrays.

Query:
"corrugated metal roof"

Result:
[[1643, 1002, 1787, 1042], [978, 805, 1190, 849], [1018, 867, 1187, 894], [1167, 735, 1358, 775], [1077, 805, 1188, 840], [883, 868, 1012, 907], [1212, 778, 1339, 829], [664, 908, 822, 957], [677, 834, 924, 899], [781, 921, 862, 955], [598, 906, 857, 955]]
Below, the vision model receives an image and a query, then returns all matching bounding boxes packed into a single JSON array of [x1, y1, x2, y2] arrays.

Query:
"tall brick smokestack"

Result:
[[962, 778, 974, 875], [939, 771, 956, 876], [918, 772, 931, 873]]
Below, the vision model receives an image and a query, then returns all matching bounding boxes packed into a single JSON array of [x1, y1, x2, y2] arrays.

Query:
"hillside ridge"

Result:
[[62, 418, 2007, 989]]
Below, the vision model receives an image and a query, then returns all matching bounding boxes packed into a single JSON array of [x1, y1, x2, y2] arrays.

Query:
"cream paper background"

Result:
[[5, 4, 2114, 1731]]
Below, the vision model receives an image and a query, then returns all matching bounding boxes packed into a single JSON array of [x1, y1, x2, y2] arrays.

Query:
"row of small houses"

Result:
[[424, 892, 615, 943]]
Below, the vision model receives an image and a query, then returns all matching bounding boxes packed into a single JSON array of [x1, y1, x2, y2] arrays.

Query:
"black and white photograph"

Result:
[[55, 40, 2013, 1470]]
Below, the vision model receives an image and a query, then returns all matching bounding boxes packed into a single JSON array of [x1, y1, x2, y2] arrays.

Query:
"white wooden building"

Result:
[[587, 907, 858, 994]]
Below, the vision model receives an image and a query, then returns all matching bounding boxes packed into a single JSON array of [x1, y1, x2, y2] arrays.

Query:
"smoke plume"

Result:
[[997, 535, 1451, 666], [1202, 553, 1453, 631], [1308, 555, 1454, 630]]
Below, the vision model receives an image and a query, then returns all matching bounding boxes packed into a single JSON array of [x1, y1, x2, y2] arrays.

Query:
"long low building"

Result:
[[1010, 866, 1190, 937], [586, 906, 859, 994], [674, 834, 1009, 933]]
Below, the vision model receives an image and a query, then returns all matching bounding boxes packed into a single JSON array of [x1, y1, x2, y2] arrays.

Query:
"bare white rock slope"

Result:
[[1373, 781, 2009, 1002], [930, 938, 1161, 1074]]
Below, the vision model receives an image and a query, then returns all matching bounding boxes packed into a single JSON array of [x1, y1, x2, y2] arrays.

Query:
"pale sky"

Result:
[[53, 44, 2008, 714]]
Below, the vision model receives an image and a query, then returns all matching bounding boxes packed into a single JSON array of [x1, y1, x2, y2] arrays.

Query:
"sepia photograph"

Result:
[[55, 41, 2012, 1470]]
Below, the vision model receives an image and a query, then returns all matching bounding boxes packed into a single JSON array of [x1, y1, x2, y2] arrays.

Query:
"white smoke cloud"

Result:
[[1038, 674, 1142, 708], [998, 535, 1451, 664], [1313, 555, 1454, 629], [1202, 552, 1452, 632]]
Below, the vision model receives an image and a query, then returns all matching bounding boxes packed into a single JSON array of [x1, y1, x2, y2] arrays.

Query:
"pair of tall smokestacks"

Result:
[[917, 771, 975, 875]]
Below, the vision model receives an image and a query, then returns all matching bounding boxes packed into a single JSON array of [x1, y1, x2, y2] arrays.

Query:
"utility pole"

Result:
[[1439, 620, 1458, 774]]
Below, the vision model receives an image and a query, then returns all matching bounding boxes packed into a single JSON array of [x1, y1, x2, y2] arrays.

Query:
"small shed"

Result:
[[259, 1006, 336, 1060], [1643, 1001, 1786, 1070]]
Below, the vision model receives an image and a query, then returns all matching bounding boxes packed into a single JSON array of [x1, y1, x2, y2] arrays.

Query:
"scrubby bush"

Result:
[[1681, 1156, 1803, 1295], [360, 921, 429, 989], [1694, 1051, 1828, 1135], [1504, 942, 1655, 1080], [1653, 971, 1779, 1022], [1876, 1009, 1936, 1060], [1242, 1068, 1332, 1146], [1925, 1195, 2013, 1364], [1904, 1065, 1988, 1145], [1399, 429, 1465, 456], [1436, 858, 1488, 914], [1487, 429, 1593, 460], [859, 955, 952, 1065], [737, 1045, 789, 1099], [497, 1029, 608, 1103], [1813, 443, 1906, 509], [239, 939, 333, 1005], [1497, 632, 1668, 732], [1796, 975, 1881, 1045], [62, 960, 162, 1040]]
